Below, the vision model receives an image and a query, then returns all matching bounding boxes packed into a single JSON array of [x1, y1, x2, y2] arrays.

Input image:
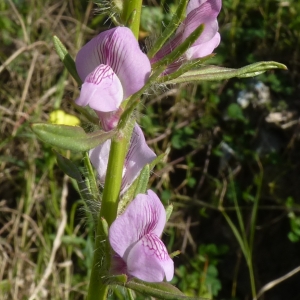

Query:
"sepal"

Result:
[[149, 153, 167, 170], [133, 164, 150, 196]]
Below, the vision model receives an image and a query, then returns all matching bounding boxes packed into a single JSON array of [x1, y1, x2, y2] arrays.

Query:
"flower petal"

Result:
[[89, 139, 111, 184], [89, 125, 156, 191], [76, 27, 151, 100], [186, 32, 220, 59], [126, 233, 174, 282], [187, 0, 222, 15], [109, 190, 167, 259], [76, 64, 123, 112], [121, 125, 156, 192], [182, 3, 220, 45]]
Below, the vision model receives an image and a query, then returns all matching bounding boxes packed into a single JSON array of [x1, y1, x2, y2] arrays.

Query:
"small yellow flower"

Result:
[[49, 110, 80, 126]]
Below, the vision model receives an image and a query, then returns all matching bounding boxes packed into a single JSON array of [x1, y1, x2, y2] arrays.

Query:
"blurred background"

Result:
[[1, 0, 300, 299]]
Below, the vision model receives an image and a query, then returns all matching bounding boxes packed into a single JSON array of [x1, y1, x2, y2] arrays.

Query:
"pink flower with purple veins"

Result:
[[109, 190, 174, 282], [151, 0, 222, 74], [75, 26, 151, 112], [75, 27, 156, 192]]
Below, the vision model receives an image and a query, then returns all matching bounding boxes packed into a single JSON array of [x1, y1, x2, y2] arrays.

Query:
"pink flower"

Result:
[[89, 125, 156, 193], [109, 190, 174, 282], [75, 27, 155, 191], [151, 0, 222, 74], [76, 27, 151, 112]]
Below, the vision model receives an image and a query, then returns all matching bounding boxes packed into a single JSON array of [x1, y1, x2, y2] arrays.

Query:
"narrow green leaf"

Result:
[[54, 150, 82, 181], [31, 123, 116, 152], [114, 278, 206, 300], [149, 153, 166, 170], [166, 204, 173, 221], [53, 35, 82, 85], [162, 61, 287, 84]]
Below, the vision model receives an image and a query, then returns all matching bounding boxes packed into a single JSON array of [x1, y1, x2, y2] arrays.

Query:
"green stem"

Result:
[[86, 130, 131, 300], [247, 256, 257, 298], [100, 135, 129, 225], [122, 0, 143, 39], [249, 159, 263, 251], [247, 158, 263, 299]]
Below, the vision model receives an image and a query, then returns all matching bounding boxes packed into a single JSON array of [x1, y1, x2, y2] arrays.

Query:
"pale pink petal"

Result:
[[187, 0, 221, 15], [76, 27, 151, 100], [186, 32, 220, 59], [187, 0, 206, 14], [89, 139, 111, 184], [109, 190, 166, 258], [121, 125, 156, 192], [182, 5, 219, 44], [76, 64, 123, 112], [126, 233, 174, 282], [150, 0, 221, 72]]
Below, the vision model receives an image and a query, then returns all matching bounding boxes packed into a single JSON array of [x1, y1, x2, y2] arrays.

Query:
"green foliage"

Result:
[[226, 103, 246, 122], [286, 197, 300, 243], [173, 244, 228, 298]]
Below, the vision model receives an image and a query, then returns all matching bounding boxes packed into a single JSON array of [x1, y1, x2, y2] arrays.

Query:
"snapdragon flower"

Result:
[[151, 0, 221, 74], [109, 190, 174, 282], [76, 26, 151, 112]]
